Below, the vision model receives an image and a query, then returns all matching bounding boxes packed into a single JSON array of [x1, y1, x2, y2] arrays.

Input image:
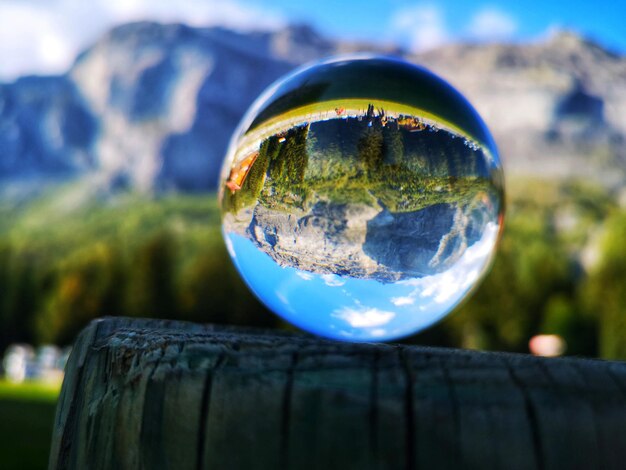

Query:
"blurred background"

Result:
[[1, 0, 625, 467]]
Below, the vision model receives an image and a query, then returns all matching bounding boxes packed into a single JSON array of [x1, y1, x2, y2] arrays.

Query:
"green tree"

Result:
[[179, 242, 276, 327], [541, 294, 597, 356], [584, 210, 626, 359], [269, 125, 310, 187], [284, 125, 309, 184], [382, 126, 404, 167], [357, 126, 384, 176], [126, 232, 178, 320], [0, 247, 40, 351], [246, 137, 273, 195], [37, 243, 125, 345]]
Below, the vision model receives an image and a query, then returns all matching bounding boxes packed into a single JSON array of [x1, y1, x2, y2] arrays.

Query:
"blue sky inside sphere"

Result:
[[0, 0, 624, 81]]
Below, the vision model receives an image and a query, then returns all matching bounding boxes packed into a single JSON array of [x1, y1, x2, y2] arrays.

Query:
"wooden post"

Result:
[[49, 317, 626, 470]]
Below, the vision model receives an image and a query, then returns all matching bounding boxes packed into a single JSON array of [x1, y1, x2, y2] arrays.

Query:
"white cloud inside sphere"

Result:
[[333, 306, 395, 329]]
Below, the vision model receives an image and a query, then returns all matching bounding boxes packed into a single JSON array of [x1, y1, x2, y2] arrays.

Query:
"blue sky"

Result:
[[0, 0, 624, 81], [225, 218, 500, 341], [266, 0, 626, 52]]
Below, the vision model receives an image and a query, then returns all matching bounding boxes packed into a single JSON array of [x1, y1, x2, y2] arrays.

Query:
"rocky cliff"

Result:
[[239, 200, 490, 282]]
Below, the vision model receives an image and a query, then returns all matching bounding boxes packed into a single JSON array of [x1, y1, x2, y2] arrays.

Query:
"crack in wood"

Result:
[[501, 357, 544, 470], [399, 348, 416, 470], [280, 351, 298, 470], [196, 353, 225, 470]]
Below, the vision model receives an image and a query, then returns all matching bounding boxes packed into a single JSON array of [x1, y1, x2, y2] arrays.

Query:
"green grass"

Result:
[[0, 379, 61, 401], [0, 380, 61, 470]]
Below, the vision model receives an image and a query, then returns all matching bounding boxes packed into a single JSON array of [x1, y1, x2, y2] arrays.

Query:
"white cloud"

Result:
[[333, 306, 395, 328], [0, 0, 285, 80], [370, 329, 387, 337], [0, 3, 73, 78], [296, 271, 314, 281], [102, 0, 286, 30], [389, 4, 448, 52], [321, 274, 346, 287], [397, 222, 499, 310], [391, 296, 414, 307], [467, 8, 517, 41]]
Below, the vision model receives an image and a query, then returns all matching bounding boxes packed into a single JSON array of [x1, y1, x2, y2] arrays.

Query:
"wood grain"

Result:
[[49, 317, 626, 470]]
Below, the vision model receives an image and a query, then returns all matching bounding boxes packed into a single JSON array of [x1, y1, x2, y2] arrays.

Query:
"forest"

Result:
[[1, 172, 625, 360], [223, 113, 499, 217]]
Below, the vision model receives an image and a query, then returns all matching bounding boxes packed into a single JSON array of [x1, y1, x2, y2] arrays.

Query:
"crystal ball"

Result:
[[219, 56, 504, 342]]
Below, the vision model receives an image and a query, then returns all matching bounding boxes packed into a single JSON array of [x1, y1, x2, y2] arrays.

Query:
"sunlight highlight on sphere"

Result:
[[219, 56, 504, 342]]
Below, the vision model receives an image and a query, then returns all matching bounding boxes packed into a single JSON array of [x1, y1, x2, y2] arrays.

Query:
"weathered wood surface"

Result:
[[49, 317, 626, 470]]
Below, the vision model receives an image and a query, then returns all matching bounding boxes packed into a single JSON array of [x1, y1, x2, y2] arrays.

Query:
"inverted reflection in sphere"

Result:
[[219, 56, 504, 342]]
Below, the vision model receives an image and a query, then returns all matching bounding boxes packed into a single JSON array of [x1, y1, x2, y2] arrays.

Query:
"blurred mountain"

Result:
[[0, 76, 97, 200], [0, 22, 624, 196], [416, 30, 626, 185]]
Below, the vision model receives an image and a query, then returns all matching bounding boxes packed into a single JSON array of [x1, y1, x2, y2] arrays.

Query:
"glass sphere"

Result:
[[219, 56, 504, 342]]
